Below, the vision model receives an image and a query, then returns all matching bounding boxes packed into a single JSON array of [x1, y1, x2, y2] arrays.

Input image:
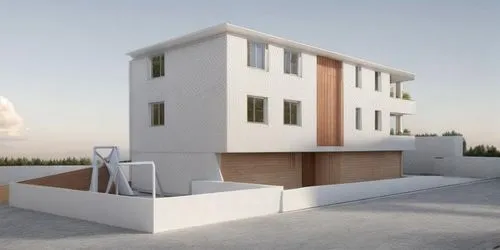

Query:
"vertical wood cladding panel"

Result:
[[0, 185, 8, 204], [339, 151, 402, 184], [317, 56, 344, 146], [310, 151, 402, 186], [220, 153, 302, 189], [301, 153, 316, 187]]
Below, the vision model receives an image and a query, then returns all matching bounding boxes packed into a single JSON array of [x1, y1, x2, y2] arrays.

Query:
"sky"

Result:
[[1, 0, 499, 158]]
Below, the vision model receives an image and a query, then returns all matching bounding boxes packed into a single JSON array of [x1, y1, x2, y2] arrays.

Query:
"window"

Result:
[[247, 96, 266, 123], [284, 50, 300, 75], [355, 66, 362, 88], [284, 100, 300, 125], [247, 41, 267, 70], [151, 54, 165, 78], [375, 110, 382, 131], [150, 102, 165, 126], [355, 108, 362, 130], [375, 71, 381, 91]]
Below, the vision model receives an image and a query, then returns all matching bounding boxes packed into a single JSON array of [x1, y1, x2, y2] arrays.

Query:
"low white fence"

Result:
[[433, 157, 500, 178], [0, 166, 88, 185], [281, 176, 479, 212], [154, 182, 283, 233], [9, 183, 154, 232], [191, 180, 277, 194]]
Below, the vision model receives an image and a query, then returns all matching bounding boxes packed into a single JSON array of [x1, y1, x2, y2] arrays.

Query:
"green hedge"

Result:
[[0, 157, 91, 166]]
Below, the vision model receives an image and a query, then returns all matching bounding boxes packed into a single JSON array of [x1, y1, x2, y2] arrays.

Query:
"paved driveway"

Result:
[[1, 179, 499, 250]]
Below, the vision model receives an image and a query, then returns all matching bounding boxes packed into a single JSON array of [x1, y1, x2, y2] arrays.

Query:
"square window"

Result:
[[247, 96, 267, 123]]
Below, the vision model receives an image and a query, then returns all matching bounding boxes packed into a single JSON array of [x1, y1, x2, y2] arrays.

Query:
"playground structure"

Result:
[[89, 146, 165, 197]]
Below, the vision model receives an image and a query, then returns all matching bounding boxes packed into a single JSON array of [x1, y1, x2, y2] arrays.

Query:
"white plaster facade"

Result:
[[128, 23, 417, 194]]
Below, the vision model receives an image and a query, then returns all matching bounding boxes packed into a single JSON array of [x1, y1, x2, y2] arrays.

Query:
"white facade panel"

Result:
[[226, 34, 318, 152], [343, 62, 415, 151], [129, 35, 227, 154]]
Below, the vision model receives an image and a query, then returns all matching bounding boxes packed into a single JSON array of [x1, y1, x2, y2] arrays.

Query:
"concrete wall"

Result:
[[9, 183, 154, 232], [129, 34, 227, 153], [281, 176, 478, 212], [0, 166, 87, 185], [153, 185, 283, 232], [403, 136, 465, 175], [130, 153, 222, 195], [433, 157, 500, 178]]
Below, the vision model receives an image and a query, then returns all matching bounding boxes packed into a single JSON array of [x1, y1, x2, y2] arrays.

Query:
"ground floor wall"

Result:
[[131, 151, 402, 195], [220, 151, 402, 188]]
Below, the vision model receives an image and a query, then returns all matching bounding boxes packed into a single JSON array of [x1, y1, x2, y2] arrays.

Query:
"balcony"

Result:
[[389, 97, 416, 115]]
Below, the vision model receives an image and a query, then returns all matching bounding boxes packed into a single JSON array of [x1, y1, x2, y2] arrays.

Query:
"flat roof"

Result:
[[127, 23, 415, 82]]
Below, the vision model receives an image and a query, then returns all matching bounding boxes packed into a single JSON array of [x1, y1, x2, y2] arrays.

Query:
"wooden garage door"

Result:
[[339, 151, 402, 183], [220, 153, 302, 189]]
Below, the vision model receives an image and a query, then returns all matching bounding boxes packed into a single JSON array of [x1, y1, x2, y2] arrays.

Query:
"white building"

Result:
[[128, 23, 416, 195]]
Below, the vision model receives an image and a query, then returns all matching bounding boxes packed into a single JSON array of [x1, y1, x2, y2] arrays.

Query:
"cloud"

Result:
[[0, 96, 24, 136]]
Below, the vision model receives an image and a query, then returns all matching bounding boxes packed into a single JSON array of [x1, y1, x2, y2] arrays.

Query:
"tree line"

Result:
[[415, 130, 500, 157], [0, 157, 91, 166]]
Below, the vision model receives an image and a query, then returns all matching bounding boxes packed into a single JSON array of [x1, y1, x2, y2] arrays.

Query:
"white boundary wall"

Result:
[[433, 157, 500, 178], [154, 182, 283, 232], [0, 166, 88, 185], [191, 180, 278, 194], [281, 176, 479, 212], [9, 183, 154, 232]]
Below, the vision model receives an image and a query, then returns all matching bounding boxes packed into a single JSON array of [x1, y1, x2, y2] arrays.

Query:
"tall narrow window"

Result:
[[355, 66, 362, 88], [375, 71, 381, 91], [284, 100, 301, 125], [247, 96, 266, 123], [247, 41, 267, 69], [151, 54, 165, 78], [375, 110, 382, 131], [150, 102, 165, 126], [355, 108, 362, 130], [284, 50, 300, 75]]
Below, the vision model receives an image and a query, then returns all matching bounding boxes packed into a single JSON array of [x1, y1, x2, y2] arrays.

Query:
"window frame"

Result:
[[375, 110, 382, 131], [247, 96, 267, 124], [355, 107, 362, 130], [247, 41, 268, 70], [149, 102, 165, 127], [150, 54, 165, 79], [355, 66, 362, 88], [284, 100, 301, 126], [284, 49, 301, 76]]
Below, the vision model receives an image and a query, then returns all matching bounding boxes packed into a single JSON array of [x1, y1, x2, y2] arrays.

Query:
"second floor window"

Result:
[[247, 96, 266, 123], [284, 50, 300, 75], [151, 54, 165, 78], [284, 100, 300, 125], [355, 66, 362, 88], [375, 71, 381, 91], [150, 102, 165, 126], [247, 41, 267, 70]]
